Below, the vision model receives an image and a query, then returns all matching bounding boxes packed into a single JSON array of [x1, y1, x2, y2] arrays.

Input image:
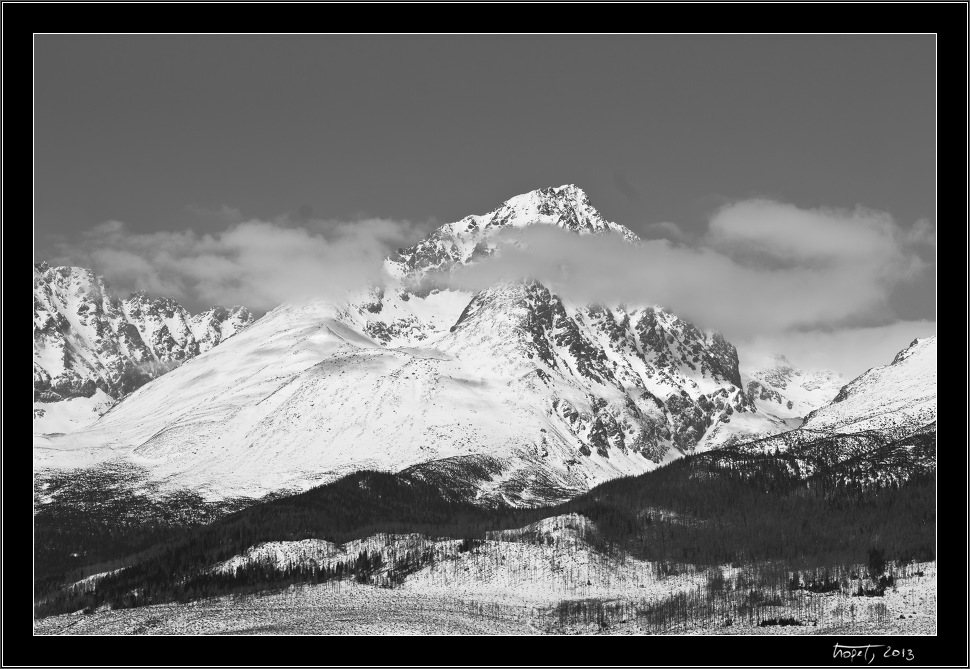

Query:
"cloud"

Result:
[[47, 196, 934, 372], [642, 220, 691, 243], [431, 199, 935, 342], [49, 216, 434, 312], [904, 217, 936, 248], [705, 200, 931, 278]]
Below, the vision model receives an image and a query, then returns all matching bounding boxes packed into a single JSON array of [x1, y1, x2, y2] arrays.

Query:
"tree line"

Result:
[[35, 430, 936, 617]]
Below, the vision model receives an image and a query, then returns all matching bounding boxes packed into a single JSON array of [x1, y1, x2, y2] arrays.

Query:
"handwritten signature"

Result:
[[833, 644, 915, 663]]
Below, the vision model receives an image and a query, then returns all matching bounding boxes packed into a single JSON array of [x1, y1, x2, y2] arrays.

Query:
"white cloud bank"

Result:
[[47, 198, 934, 376], [439, 200, 934, 336], [48, 216, 434, 312]]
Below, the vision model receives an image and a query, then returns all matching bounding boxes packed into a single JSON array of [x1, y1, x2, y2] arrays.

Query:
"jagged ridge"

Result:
[[33, 262, 254, 402]]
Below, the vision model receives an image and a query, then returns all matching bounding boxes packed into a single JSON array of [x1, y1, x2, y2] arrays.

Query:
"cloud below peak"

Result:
[[44, 196, 934, 354], [48, 216, 435, 313], [436, 198, 934, 339]]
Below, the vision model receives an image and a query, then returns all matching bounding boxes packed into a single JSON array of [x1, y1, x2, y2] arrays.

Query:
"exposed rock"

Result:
[[33, 263, 255, 402]]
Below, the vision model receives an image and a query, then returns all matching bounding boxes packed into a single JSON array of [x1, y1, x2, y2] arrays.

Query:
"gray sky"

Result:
[[34, 35, 936, 376]]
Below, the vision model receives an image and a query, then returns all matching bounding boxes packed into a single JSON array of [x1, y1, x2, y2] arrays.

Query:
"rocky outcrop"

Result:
[[33, 262, 254, 401]]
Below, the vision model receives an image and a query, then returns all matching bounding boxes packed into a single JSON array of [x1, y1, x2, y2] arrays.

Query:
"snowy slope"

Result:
[[36, 186, 798, 503], [800, 336, 936, 434], [33, 262, 254, 432], [738, 351, 847, 428], [208, 514, 705, 606], [32, 389, 116, 436], [36, 291, 667, 502], [732, 336, 937, 481]]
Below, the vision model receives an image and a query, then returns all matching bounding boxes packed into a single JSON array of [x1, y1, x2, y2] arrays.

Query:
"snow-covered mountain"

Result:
[[33, 262, 254, 432], [33, 263, 254, 402], [738, 352, 847, 429], [387, 184, 639, 279], [800, 336, 936, 435], [32, 186, 857, 504], [733, 336, 937, 482]]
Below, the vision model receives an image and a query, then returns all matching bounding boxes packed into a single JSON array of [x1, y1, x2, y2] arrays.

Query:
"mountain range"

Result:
[[33, 185, 935, 507], [33, 262, 253, 433]]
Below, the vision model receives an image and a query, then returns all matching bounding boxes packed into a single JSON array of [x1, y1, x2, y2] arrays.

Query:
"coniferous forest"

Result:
[[34, 428, 935, 620]]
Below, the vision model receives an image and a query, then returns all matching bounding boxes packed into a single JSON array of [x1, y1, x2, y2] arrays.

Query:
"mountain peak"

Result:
[[504, 183, 589, 206], [490, 184, 610, 233], [33, 263, 111, 299], [482, 184, 635, 236], [34, 262, 95, 278], [389, 185, 639, 277], [892, 335, 936, 366], [803, 335, 936, 434]]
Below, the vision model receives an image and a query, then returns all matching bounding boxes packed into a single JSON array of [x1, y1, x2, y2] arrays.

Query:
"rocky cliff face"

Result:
[[439, 279, 756, 459], [33, 262, 254, 403]]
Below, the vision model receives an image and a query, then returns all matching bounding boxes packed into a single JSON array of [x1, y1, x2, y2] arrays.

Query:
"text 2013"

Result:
[[833, 644, 915, 663]]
